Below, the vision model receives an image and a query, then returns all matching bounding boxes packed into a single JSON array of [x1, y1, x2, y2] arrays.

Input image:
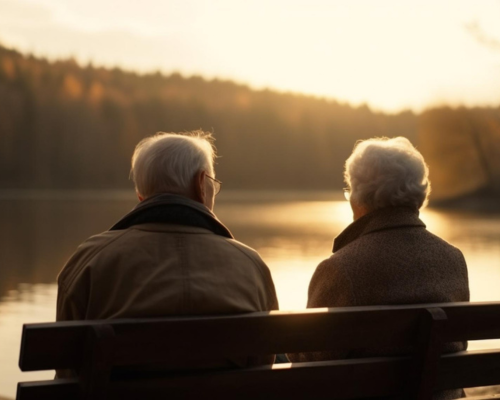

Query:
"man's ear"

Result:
[[137, 192, 144, 202], [193, 170, 206, 204]]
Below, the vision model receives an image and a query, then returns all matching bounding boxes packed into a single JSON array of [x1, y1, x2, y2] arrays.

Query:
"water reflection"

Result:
[[1, 192, 500, 399], [422, 208, 500, 249], [1, 193, 499, 310], [216, 199, 353, 310], [0, 285, 57, 396], [421, 208, 500, 302], [0, 195, 137, 300]]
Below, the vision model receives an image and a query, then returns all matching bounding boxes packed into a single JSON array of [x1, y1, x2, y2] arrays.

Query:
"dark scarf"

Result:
[[110, 193, 234, 239]]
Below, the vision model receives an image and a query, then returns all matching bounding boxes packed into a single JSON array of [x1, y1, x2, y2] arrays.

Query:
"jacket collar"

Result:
[[109, 193, 234, 239], [333, 206, 425, 253]]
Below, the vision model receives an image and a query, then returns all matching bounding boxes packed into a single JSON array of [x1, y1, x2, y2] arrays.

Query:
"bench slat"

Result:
[[17, 350, 500, 400], [437, 350, 500, 390], [18, 357, 411, 400], [21, 302, 500, 371], [441, 303, 500, 342], [21, 308, 421, 370], [16, 378, 79, 400]]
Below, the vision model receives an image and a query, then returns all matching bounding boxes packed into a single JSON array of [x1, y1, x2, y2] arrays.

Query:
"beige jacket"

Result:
[[57, 224, 278, 320], [56, 195, 278, 372]]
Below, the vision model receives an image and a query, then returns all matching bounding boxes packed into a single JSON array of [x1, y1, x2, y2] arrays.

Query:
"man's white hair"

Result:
[[131, 130, 216, 199], [344, 137, 430, 211]]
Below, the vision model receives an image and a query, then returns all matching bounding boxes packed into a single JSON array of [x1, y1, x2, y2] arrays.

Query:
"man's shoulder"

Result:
[[224, 237, 259, 254], [223, 238, 266, 263], [73, 229, 130, 259], [57, 230, 129, 287], [209, 237, 274, 283]]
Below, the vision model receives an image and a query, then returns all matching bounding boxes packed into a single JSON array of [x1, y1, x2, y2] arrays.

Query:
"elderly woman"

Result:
[[290, 137, 469, 399]]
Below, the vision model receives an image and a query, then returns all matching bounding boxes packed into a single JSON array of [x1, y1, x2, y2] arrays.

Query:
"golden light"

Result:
[[1, 0, 500, 112]]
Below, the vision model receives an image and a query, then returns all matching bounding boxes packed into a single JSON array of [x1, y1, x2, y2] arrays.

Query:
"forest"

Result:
[[1, 44, 499, 200]]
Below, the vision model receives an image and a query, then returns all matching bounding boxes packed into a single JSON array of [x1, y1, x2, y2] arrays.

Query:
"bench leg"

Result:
[[408, 307, 447, 400], [79, 324, 116, 400]]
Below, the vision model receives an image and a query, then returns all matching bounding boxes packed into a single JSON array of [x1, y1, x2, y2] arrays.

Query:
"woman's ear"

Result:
[[350, 199, 369, 220], [192, 170, 206, 204]]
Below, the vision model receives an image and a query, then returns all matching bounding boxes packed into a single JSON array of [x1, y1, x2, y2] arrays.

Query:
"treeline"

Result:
[[1, 44, 499, 197], [419, 106, 500, 200]]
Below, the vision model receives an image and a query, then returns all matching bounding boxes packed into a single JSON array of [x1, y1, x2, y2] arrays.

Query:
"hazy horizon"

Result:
[[1, 0, 500, 113]]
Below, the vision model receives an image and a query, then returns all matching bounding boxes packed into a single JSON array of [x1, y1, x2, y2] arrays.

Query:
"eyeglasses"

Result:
[[206, 175, 222, 195], [343, 188, 351, 201]]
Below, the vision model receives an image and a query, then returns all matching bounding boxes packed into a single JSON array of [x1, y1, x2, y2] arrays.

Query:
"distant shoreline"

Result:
[[0, 189, 345, 202], [0, 188, 137, 201], [2, 188, 499, 212], [432, 188, 500, 214]]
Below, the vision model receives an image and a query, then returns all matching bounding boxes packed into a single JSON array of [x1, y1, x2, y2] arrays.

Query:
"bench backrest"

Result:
[[17, 302, 500, 400]]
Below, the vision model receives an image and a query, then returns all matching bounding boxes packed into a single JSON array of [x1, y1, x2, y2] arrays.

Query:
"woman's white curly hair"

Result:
[[344, 137, 431, 211]]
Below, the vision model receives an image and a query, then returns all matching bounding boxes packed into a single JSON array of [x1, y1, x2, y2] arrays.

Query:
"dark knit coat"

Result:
[[290, 206, 470, 399]]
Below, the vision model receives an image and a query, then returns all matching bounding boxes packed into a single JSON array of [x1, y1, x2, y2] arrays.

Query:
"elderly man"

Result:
[[57, 131, 278, 356]]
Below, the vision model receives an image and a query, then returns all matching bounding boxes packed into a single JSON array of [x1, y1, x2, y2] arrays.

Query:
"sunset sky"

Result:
[[1, 0, 500, 112]]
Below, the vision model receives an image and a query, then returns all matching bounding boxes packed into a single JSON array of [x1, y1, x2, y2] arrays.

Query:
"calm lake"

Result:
[[1, 190, 500, 399]]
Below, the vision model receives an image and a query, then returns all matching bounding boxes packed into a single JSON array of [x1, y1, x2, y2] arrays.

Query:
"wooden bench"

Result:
[[17, 301, 500, 400]]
